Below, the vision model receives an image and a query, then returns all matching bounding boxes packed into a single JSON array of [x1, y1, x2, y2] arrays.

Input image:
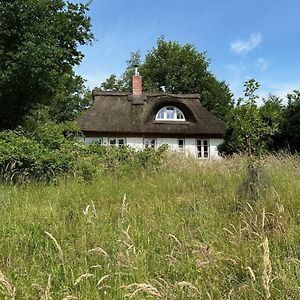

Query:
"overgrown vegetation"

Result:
[[0, 154, 299, 299], [1, 2, 300, 297], [0, 123, 167, 183]]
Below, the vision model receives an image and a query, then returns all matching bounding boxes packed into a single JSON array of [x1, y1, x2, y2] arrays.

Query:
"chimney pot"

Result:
[[134, 64, 139, 76]]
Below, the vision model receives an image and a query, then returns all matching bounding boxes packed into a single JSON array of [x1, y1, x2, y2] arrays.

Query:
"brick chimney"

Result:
[[132, 65, 142, 96]]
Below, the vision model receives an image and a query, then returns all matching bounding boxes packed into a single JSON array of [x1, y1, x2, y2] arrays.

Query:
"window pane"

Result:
[[158, 110, 164, 119], [156, 106, 185, 121], [109, 139, 116, 145], [176, 109, 184, 119], [144, 138, 156, 149], [118, 138, 125, 145], [197, 146, 202, 157], [150, 139, 156, 148], [178, 139, 184, 151], [166, 107, 174, 119], [203, 140, 209, 157]]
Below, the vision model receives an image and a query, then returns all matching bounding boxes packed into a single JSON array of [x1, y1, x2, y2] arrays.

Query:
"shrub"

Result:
[[0, 124, 167, 183]]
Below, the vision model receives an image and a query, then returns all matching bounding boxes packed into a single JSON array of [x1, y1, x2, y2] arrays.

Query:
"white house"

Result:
[[76, 71, 225, 158]]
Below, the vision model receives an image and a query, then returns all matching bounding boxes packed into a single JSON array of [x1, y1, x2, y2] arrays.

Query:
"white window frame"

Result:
[[109, 137, 127, 147], [155, 106, 185, 121], [144, 138, 157, 149], [196, 139, 210, 158], [178, 138, 185, 151]]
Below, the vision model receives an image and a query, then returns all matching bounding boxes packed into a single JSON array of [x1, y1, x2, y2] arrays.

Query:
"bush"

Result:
[[0, 124, 167, 183]]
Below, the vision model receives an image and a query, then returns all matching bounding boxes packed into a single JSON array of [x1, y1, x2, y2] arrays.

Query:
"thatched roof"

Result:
[[76, 91, 225, 138]]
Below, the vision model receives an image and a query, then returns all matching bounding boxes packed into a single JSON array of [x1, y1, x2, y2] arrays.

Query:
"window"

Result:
[[196, 139, 210, 158], [155, 106, 185, 121], [144, 138, 157, 149], [178, 139, 185, 151], [109, 138, 126, 147], [83, 137, 103, 145]]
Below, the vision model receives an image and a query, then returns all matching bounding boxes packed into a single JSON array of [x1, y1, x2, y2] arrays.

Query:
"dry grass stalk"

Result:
[[285, 257, 300, 264], [74, 273, 94, 286], [45, 231, 64, 261], [262, 208, 266, 230], [96, 274, 111, 287], [88, 247, 109, 258], [122, 225, 132, 242], [0, 270, 15, 300], [121, 193, 128, 220], [222, 227, 235, 236], [122, 282, 162, 299], [91, 200, 97, 216], [245, 266, 256, 281], [195, 259, 210, 269], [45, 275, 51, 300], [177, 281, 199, 292], [168, 234, 182, 247], [32, 274, 52, 300], [89, 264, 102, 270], [157, 278, 169, 287], [62, 296, 78, 300], [82, 204, 90, 216], [262, 237, 271, 299], [118, 225, 136, 256]]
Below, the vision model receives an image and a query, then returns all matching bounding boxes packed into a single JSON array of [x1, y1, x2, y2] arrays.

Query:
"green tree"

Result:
[[219, 79, 279, 156], [98, 74, 122, 92], [100, 38, 233, 120], [140, 38, 233, 119], [279, 90, 300, 152], [0, 0, 94, 129], [119, 50, 142, 92], [259, 94, 285, 151]]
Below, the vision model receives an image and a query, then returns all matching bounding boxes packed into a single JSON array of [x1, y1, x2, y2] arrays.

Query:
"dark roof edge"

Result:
[[82, 130, 224, 138], [92, 91, 200, 99], [146, 93, 200, 99], [92, 91, 130, 97]]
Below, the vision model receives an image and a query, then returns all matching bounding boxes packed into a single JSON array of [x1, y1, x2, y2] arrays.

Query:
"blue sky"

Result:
[[73, 0, 300, 101]]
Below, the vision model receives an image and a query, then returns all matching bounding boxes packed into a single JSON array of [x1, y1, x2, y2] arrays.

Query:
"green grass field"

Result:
[[0, 154, 300, 299]]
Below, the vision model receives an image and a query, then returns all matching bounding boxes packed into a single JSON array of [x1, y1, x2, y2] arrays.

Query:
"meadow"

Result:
[[0, 154, 300, 299]]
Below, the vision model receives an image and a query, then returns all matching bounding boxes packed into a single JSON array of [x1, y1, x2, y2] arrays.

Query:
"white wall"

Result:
[[209, 138, 223, 158], [127, 137, 144, 150], [81, 136, 223, 158], [157, 138, 178, 150], [185, 138, 196, 157]]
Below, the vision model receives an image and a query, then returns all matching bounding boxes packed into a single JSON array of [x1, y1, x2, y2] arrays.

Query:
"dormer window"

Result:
[[155, 106, 185, 121]]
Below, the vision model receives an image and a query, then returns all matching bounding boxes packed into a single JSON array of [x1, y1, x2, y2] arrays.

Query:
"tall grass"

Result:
[[0, 154, 299, 299]]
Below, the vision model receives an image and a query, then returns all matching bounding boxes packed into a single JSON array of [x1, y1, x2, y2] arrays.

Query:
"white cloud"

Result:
[[266, 82, 300, 101], [255, 57, 269, 71], [230, 33, 263, 55]]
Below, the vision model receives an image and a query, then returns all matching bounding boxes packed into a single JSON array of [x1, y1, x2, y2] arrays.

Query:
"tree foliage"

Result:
[[219, 79, 280, 156], [100, 38, 233, 120], [278, 90, 300, 152], [0, 0, 94, 129]]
